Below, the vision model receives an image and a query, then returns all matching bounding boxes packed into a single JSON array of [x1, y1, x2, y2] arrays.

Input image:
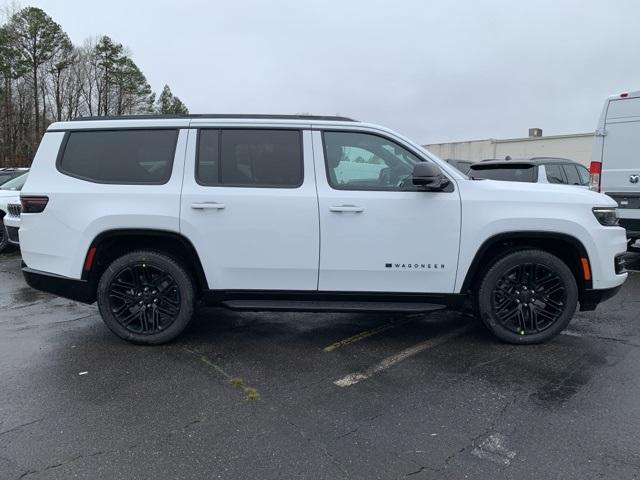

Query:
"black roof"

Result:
[[473, 157, 582, 168], [70, 114, 357, 122]]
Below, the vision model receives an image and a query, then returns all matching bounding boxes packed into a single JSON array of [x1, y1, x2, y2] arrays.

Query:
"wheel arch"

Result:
[[460, 231, 593, 295], [83, 229, 208, 294]]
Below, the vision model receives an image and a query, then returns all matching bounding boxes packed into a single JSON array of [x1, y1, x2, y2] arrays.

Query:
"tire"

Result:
[[0, 219, 8, 254], [97, 250, 195, 345], [476, 249, 578, 344]]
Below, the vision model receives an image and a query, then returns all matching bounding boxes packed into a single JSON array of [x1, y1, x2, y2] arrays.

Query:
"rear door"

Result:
[[180, 127, 319, 291]]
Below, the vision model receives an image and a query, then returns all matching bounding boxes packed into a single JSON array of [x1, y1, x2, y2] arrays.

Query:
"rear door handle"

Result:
[[329, 205, 364, 213], [191, 202, 226, 210]]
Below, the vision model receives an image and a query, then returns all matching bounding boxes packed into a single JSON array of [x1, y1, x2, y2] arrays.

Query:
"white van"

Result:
[[591, 91, 640, 244]]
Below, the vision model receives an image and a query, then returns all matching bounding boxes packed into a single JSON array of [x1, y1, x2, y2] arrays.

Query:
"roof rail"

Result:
[[69, 114, 357, 122]]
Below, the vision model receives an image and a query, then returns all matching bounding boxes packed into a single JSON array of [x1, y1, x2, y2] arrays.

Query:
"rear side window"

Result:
[[197, 129, 302, 188], [470, 165, 536, 182], [545, 164, 566, 184], [576, 165, 590, 185], [562, 165, 583, 185], [58, 129, 179, 184]]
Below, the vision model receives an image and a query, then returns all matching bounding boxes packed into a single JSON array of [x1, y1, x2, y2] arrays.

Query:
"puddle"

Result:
[[529, 352, 607, 404]]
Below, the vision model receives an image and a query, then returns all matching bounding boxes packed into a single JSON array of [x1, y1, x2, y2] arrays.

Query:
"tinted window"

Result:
[[470, 165, 536, 182], [576, 165, 590, 185], [323, 131, 422, 190], [197, 129, 302, 188], [545, 164, 566, 184], [562, 165, 582, 185], [59, 129, 178, 184]]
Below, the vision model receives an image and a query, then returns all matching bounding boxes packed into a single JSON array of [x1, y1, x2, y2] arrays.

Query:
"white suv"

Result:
[[19, 115, 627, 345]]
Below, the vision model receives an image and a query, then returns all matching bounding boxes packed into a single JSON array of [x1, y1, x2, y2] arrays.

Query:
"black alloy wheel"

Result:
[[491, 263, 566, 336], [97, 250, 195, 344], [477, 249, 578, 344], [108, 262, 181, 335]]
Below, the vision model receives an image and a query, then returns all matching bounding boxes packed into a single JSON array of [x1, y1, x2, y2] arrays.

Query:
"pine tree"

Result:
[[6, 7, 71, 140], [156, 84, 189, 115]]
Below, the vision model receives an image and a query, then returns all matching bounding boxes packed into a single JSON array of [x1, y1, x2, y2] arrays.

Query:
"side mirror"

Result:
[[412, 163, 450, 191]]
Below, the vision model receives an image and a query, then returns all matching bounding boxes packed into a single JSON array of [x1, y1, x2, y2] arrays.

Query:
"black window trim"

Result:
[[56, 128, 180, 185], [195, 127, 305, 189], [320, 129, 455, 193]]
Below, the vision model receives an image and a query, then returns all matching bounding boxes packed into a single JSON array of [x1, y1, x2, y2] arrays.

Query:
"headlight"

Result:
[[592, 207, 619, 226]]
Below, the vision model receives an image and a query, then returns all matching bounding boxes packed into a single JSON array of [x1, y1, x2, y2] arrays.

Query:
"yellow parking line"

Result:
[[323, 317, 415, 352], [182, 347, 260, 401]]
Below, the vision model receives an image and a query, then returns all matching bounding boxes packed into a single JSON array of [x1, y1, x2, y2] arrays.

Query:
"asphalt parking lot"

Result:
[[1, 249, 639, 480]]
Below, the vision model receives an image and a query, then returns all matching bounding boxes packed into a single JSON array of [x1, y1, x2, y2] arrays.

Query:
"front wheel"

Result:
[[97, 250, 195, 344], [477, 249, 578, 344]]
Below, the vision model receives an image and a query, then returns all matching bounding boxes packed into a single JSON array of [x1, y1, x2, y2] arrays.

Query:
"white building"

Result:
[[424, 129, 594, 167]]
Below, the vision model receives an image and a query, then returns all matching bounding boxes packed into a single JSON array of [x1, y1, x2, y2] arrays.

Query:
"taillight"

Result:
[[589, 161, 602, 192], [20, 195, 49, 213]]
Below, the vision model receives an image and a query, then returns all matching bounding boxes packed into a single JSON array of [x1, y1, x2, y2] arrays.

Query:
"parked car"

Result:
[[445, 159, 473, 175], [0, 172, 28, 253], [469, 157, 590, 187], [591, 91, 640, 244], [19, 115, 626, 345], [0, 167, 28, 187]]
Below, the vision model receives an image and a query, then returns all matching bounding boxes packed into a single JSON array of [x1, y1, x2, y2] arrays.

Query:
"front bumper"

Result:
[[3, 215, 20, 245], [579, 285, 624, 311], [619, 218, 640, 240], [22, 263, 96, 304]]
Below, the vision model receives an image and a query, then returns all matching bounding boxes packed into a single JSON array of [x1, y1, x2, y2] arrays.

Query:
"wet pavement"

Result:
[[1, 247, 639, 479]]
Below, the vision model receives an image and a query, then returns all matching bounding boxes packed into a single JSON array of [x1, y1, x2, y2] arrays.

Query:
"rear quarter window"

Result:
[[58, 129, 179, 184]]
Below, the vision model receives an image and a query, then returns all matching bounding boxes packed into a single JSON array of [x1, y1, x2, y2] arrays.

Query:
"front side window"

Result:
[[323, 131, 422, 190], [545, 164, 566, 184], [59, 129, 178, 184], [197, 129, 303, 188]]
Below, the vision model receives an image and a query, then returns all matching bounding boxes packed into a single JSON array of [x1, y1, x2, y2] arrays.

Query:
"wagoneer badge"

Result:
[[386, 263, 446, 270]]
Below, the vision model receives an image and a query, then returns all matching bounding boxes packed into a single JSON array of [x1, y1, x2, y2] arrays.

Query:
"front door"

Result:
[[312, 129, 461, 293], [180, 128, 319, 290]]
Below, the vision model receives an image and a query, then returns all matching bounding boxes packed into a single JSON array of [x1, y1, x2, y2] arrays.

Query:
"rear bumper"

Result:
[[22, 263, 95, 304], [579, 285, 624, 311]]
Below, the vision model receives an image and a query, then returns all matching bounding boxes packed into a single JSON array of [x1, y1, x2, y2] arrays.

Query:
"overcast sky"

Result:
[[9, 0, 640, 143]]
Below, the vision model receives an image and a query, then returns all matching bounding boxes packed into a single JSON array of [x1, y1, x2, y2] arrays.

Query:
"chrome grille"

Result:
[[7, 203, 21, 217]]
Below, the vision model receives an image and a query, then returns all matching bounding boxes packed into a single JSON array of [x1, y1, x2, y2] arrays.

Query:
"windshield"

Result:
[[470, 164, 536, 182], [0, 172, 28, 191], [0, 173, 17, 185]]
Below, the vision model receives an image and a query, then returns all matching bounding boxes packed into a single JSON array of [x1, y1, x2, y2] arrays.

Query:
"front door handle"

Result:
[[329, 205, 364, 213], [191, 202, 226, 210]]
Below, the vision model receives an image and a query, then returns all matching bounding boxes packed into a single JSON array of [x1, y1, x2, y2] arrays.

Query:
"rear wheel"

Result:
[[0, 219, 8, 253], [477, 249, 578, 344], [97, 250, 195, 344]]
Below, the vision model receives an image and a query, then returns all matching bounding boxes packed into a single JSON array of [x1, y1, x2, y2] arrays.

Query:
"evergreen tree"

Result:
[[156, 84, 189, 115], [6, 7, 71, 140]]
